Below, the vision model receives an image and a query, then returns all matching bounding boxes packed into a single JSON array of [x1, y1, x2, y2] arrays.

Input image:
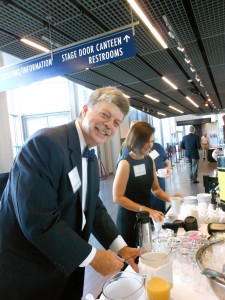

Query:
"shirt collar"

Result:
[[75, 119, 86, 154]]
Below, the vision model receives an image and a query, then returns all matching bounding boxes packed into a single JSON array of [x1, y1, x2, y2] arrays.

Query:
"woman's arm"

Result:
[[113, 160, 164, 221]]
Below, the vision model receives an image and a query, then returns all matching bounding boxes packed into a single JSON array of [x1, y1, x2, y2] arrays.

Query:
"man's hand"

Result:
[[118, 246, 140, 273], [90, 250, 124, 276]]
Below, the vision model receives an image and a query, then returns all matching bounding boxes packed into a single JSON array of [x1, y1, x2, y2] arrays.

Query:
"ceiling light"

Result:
[[204, 101, 209, 107], [177, 45, 184, 52], [127, 0, 168, 49], [205, 92, 209, 97], [142, 106, 145, 111], [186, 96, 199, 108], [195, 74, 200, 82], [169, 105, 184, 113], [190, 66, 195, 72], [162, 76, 178, 89], [184, 57, 191, 64], [168, 31, 175, 39], [20, 38, 50, 53], [144, 94, 160, 102], [200, 81, 204, 87], [157, 112, 166, 116]]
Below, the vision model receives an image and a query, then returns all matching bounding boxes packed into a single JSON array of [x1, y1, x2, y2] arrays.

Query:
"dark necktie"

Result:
[[82, 146, 96, 161]]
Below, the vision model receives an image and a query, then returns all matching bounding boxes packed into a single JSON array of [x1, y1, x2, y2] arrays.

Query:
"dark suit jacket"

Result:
[[181, 133, 201, 159], [0, 121, 120, 300]]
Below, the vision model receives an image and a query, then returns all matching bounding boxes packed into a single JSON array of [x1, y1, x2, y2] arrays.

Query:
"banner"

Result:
[[0, 27, 136, 92]]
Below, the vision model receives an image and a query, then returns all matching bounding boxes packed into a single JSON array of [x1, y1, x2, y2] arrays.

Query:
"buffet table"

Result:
[[124, 224, 218, 300]]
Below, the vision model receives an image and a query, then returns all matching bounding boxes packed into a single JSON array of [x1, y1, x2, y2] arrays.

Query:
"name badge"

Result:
[[68, 167, 81, 193], [149, 150, 159, 160], [133, 164, 146, 177]]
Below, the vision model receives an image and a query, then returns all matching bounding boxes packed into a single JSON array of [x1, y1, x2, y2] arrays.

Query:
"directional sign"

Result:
[[0, 27, 136, 92]]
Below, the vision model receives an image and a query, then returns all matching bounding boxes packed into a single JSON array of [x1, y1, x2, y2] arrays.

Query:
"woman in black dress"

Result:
[[113, 122, 181, 247]]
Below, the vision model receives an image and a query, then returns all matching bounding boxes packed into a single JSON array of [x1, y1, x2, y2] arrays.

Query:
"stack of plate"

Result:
[[183, 196, 197, 205], [197, 193, 211, 204]]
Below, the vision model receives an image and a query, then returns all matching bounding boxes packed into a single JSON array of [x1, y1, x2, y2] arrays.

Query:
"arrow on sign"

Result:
[[123, 35, 130, 42]]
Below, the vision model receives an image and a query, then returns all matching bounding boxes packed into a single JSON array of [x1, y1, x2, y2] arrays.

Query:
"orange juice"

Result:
[[146, 277, 171, 300]]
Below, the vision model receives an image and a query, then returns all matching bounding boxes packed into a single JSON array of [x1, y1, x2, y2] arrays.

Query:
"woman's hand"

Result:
[[147, 208, 164, 222], [171, 192, 182, 198]]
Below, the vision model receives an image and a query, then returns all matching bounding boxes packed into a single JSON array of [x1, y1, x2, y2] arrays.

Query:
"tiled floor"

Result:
[[82, 153, 217, 299]]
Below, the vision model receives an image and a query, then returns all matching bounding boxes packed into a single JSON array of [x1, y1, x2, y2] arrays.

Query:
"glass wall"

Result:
[[7, 76, 72, 156]]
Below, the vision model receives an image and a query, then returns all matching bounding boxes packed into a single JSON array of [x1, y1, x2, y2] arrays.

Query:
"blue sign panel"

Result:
[[0, 27, 136, 92]]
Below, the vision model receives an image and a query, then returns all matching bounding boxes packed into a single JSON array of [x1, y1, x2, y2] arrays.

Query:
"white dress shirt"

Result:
[[75, 120, 127, 267]]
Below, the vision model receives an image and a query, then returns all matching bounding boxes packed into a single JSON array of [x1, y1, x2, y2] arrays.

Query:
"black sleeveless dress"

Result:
[[116, 154, 154, 247]]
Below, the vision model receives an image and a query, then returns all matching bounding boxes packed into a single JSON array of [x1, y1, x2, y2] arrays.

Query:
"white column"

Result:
[[0, 52, 14, 173]]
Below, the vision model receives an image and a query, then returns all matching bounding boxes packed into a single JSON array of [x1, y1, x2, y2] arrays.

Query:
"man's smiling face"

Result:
[[80, 102, 124, 147]]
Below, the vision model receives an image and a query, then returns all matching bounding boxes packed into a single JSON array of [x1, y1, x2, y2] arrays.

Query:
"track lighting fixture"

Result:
[[177, 44, 184, 52], [168, 31, 175, 39], [190, 66, 195, 72], [195, 75, 200, 82], [184, 57, 190, 64]]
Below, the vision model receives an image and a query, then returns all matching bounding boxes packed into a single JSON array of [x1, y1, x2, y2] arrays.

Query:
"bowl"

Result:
[[196, 239, 225, 299]]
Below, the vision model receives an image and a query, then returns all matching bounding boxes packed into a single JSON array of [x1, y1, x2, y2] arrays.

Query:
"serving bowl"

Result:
[[196, 239, 225, 299]]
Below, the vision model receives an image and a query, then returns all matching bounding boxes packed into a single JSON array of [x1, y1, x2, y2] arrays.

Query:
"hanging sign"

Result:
[[0, 27, 136, 92]]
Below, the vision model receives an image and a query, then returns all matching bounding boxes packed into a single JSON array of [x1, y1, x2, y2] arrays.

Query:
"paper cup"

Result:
[[170, 197, 182, 216], [157, 168, 167, 178]]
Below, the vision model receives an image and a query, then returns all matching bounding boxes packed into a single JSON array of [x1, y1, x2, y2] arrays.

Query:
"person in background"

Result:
[[201, 132, 210, 159], [113, 122, 181, 247], [181, 125, 201, 183], [0, 86, 140, 300], [118, 123, 172, 214], [118, 120, 139, 158]]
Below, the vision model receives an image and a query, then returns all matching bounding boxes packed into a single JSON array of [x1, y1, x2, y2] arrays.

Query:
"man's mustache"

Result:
[[96, 124, 112, 136]]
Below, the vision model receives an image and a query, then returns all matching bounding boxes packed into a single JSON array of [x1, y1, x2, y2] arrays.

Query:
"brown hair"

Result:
[[126, 122, 155, 154], [87, 86, 130, 117]]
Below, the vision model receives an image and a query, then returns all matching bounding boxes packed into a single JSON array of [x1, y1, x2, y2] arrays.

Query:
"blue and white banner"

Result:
[[0, 27, 136, 92]]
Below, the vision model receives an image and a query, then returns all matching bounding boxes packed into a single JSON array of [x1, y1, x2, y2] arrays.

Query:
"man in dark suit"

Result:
[[181, 125, 201, 183], [0, 87, 140, 300]]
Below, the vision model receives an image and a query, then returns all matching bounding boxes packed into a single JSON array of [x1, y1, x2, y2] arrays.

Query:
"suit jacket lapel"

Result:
[[67, 121, 82, 202]]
